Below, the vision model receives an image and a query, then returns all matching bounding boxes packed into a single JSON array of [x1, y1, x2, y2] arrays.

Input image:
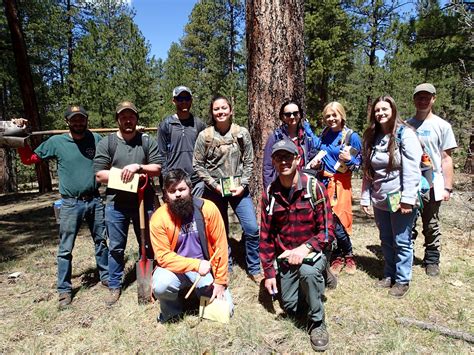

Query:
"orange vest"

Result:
[[323, 171, 353, 235]]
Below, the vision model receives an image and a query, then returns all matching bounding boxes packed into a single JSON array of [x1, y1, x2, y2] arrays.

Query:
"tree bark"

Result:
[[3, 0, 52, 192], [246, 0, 305, 213]]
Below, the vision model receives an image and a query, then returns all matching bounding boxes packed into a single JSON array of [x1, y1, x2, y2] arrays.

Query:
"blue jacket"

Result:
[[262, 120, 318, 189]]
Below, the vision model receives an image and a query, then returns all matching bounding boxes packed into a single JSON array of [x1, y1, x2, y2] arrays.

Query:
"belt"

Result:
[[61, 191, 100, 201]]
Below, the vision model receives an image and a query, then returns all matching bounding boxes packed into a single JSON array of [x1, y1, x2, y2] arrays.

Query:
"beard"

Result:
[[69, 124, 87, 135], [168, 195, 194, 220]]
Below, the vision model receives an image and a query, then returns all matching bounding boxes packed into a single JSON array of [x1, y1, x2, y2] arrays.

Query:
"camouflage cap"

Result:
[[64, 105, 88, 120]]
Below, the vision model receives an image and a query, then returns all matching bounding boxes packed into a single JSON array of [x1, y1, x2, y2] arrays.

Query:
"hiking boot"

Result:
[[388, 282, 410, 298], [375, 277, 392, 288], [329, 257, 344, 275], [105, 288, 121, 306], [309, 322, 329, 352], [325, 265, 338, 290], [58, 292, 72, 309], [425, 264, 440, 277], [100, 280, 109, 288], [344, 256, 356, 275], [249, 272, 264, 284]]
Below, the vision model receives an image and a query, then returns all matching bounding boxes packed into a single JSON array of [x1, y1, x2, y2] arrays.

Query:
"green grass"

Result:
[[0, 176, 472, 353]]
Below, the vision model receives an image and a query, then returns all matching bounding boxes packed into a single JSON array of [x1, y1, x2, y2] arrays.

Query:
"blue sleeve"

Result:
[[302, 120, 320, 150], [263, 133, 276, 190]]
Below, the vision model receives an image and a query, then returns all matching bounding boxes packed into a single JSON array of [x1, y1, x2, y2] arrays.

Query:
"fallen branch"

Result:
[[396, 317, 474, 343]]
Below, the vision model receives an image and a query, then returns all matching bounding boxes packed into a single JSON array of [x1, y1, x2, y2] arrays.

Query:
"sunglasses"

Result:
[[283, 111, 300, 118], [175, 96, 192, 102], [273, 153, 296, 162]]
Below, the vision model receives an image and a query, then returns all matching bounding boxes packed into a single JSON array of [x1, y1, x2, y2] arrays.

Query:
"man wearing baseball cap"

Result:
[[94, 101, 162, 305], [14, 105, 109, 309], [259, 139, 335, 351], [407, 83, 457, 277], [157, 86, 206, 196]]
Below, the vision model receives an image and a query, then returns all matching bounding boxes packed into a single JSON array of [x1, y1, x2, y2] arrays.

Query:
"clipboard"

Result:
[[199, 296, 231, 323], [107, 167, 139, 193]]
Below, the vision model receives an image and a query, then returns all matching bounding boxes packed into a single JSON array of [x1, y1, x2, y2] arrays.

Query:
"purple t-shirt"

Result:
[[176, 216, 204, 260]]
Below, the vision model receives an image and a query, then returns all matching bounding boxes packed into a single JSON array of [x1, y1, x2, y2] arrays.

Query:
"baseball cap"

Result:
[[64, 105, 88, 120], [172, 86, 192, 97], [115, 101, 138, 117], [413, 83, 436, 96], [271, 139, 299, 156]]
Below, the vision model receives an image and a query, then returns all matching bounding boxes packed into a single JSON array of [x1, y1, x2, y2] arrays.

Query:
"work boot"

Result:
[[329, 257, 344, 275], [375, 277, 392, 288], [388, 282, 410, 298], [309, 322, 329, 352], [58, 292, 72, 309], [425, 264, 440, 277], [344, 256, 356, 275], [100, 280, 109, 288], [106, 288, 121, 306], [325, 264, 338, 290]]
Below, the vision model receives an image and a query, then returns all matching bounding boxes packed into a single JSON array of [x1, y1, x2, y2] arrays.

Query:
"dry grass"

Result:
[[0, 175, 472, 353]]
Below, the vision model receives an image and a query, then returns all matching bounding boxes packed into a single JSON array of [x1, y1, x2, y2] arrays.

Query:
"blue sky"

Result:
[[130, 0, 197, 61]]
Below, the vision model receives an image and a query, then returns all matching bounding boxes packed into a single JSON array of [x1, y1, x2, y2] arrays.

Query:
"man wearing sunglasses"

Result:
[[157, 86, 206, 196], [260, 139, 335, 352]]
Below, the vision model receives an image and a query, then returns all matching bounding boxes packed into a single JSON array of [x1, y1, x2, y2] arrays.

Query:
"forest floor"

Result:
[[0, 175, 472, 353]]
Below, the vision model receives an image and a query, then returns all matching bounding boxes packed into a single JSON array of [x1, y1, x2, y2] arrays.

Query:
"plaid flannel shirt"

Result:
[[259, 172, 335, 279]]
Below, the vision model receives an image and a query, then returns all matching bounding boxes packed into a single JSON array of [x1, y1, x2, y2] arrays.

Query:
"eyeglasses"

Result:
[[283, 111, 300, 118], [272, 153, 296, 162], [175, 96, 192, 102]]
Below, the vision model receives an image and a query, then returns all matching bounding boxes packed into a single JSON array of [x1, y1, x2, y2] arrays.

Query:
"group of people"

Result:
[[13, 82, 456, 352]]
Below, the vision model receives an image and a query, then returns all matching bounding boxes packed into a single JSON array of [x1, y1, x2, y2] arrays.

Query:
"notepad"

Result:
[[199, 296, 231, 323], [107, 167, 139, 193]]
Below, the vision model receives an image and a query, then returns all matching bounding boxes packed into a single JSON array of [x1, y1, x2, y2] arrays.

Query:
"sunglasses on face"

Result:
[[273, 153, 296, 162], [175, 96, 192, 102], [283, 111, 300, 118]]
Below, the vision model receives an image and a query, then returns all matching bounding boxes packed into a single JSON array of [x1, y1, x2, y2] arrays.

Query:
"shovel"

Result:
[[136, 174, 153, 304]]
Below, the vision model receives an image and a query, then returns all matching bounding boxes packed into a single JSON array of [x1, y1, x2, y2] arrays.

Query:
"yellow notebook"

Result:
[[199, 296, 231, 323], [107, 167, 139, 193]]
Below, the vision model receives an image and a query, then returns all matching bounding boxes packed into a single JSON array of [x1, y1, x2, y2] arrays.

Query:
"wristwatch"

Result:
[[305, 242, 314, 251], [444, 187, 453, 193]]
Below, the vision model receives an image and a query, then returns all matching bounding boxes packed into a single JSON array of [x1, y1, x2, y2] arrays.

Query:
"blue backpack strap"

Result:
[[192, 197, 209, 260]]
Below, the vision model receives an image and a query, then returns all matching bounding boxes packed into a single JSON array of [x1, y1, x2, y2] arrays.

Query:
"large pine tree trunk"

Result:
[[246, 0, 305, 211], [3, 0, 52, 192]]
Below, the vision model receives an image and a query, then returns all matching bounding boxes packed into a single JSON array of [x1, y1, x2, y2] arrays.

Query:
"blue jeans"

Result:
[[152, 267, 234, 322], [374, 207, 417, 284], [105, 202, 154, 289], [58, 197, 109, 293], [333, 215, 353, 257], [203, 187, 261, 275], [278, 254, 327, 324]]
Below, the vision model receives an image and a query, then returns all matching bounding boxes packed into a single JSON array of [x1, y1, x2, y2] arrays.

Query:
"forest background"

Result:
[[0, 0, 472, 191]]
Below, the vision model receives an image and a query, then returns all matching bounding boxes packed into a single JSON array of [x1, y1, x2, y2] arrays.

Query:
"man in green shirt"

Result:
[[16, 106, 109, 309]]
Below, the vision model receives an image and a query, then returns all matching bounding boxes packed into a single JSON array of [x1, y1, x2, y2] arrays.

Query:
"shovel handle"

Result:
[[185, 247, 221, 299], [138, 175, 149, 259]]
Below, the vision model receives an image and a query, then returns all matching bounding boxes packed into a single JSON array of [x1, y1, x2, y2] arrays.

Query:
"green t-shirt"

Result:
[[34, 131, 101, 197]]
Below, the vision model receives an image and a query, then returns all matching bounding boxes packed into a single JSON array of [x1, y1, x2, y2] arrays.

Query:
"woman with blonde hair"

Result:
[[309, 101, 362, 276], [361, 95, 422, 298]]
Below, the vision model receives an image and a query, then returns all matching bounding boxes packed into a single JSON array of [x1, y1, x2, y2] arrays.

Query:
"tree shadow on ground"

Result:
[[0, 205, 58, 262], [228, 234, 247, 273]]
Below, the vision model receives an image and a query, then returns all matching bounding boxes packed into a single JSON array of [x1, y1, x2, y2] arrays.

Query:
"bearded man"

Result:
[[149, 169, 233, 323]]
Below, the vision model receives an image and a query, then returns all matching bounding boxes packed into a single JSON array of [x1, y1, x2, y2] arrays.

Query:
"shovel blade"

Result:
[[136, 258, 153, 304]]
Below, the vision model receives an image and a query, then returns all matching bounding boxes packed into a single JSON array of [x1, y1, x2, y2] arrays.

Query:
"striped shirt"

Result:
[[259, 172, 335, 279]]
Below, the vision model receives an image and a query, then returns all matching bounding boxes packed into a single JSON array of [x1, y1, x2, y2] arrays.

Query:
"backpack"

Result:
[[192, 197, 210, 260], [203, 124, 244, 157], [396, 125, 433, 204], [265, 173, 330, 244]]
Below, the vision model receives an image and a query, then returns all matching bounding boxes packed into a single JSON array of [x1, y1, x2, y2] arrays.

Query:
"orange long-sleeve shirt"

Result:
[[149, 198, 229, 286]]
